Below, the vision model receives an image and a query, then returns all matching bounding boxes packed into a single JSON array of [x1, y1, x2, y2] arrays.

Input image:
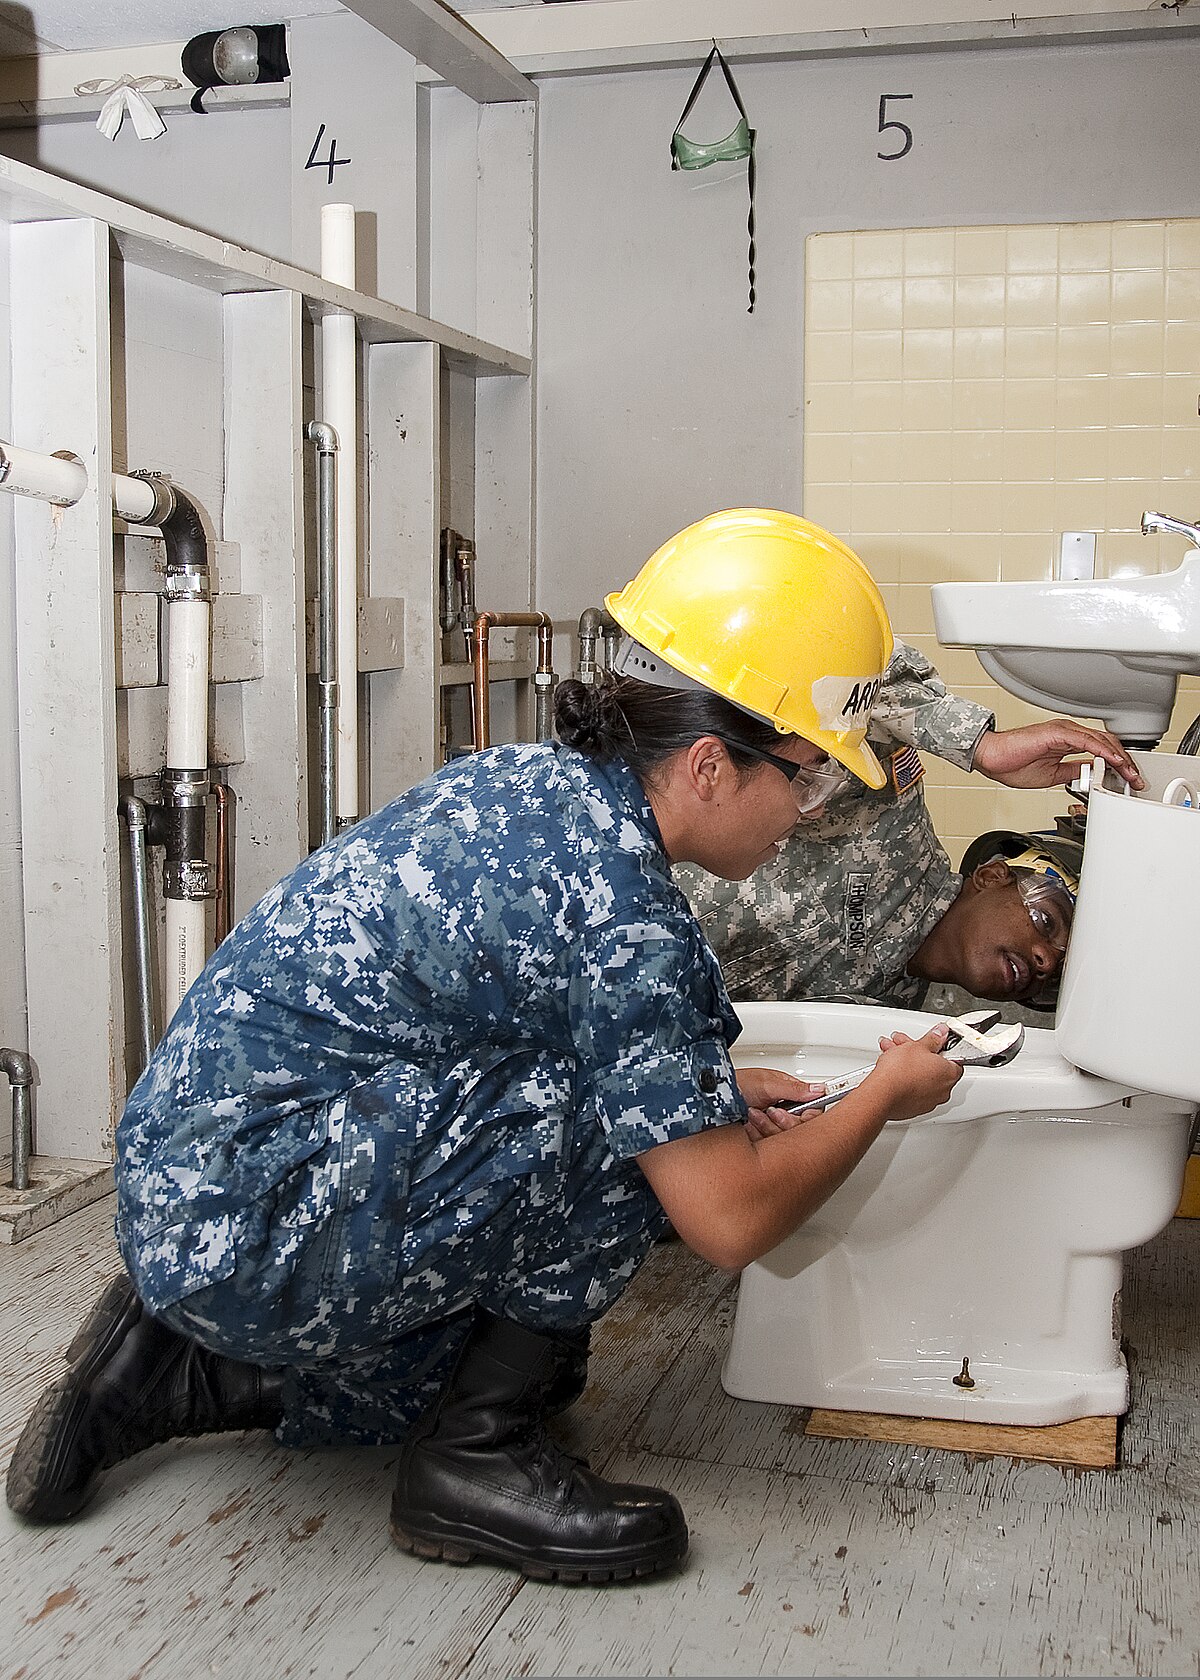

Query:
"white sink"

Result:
[[932, 529, 1200, 743]]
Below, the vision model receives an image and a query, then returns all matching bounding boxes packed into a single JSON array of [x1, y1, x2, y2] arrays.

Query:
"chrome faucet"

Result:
[[1142, 510, 1200, 549]]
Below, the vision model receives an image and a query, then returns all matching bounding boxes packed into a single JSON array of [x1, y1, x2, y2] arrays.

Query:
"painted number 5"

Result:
[[877, 94, 913, 161]]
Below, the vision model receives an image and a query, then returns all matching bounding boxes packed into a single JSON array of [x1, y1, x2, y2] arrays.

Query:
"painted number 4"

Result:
[[877, 94, 913, 161], [306, 123, 351, 185]]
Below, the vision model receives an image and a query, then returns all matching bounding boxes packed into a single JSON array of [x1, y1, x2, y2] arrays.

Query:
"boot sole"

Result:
[[388, 1518, 687, 1585], [6, 1275, 138, 1523]]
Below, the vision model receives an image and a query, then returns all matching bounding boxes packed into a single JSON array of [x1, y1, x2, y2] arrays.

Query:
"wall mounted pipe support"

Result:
[[0, 1048, 34, 1193]]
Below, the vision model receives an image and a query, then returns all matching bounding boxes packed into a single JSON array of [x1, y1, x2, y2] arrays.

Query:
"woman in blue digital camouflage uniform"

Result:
[[7, 510, 961, 1584]]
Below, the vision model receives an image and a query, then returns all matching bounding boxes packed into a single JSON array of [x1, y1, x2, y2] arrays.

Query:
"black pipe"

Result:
[[158, 484, 208, 577]]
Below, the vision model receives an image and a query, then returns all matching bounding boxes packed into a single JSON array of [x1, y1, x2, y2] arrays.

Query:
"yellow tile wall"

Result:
[[804, 219, 1200, 864]]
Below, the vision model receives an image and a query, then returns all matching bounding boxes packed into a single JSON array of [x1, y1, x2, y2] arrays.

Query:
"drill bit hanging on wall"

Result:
[[670, 39, 757, 313]]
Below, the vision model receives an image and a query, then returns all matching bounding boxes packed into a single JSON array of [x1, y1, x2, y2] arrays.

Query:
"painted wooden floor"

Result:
[[2, 1198, 1198, 1679]]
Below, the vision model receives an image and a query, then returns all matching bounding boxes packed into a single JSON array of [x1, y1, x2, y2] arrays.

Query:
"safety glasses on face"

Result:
[[1014, 873, 1074, 954], [718, 736, 852, 816], [1013, 873, 1074, 1009]]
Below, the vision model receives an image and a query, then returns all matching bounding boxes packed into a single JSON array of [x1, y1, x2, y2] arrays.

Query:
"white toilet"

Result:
[[722, 999, 1196, 1426]]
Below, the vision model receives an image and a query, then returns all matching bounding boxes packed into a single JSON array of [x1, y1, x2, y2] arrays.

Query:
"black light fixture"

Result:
[[181, 23, 290, 114]]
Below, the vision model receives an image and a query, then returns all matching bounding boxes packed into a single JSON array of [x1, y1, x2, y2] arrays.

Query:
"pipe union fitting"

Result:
[[163, 769, 210, 806], [164, 566, 210, 602], [164, 858, 214, 900], [127, 469, 177, 528]]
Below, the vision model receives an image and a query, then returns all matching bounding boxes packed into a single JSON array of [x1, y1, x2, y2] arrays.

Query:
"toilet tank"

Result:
[[1056, 750, 1200, 1103]]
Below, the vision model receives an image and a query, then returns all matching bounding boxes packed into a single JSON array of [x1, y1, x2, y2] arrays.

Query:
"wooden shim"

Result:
[[805, 1406, 1118, 1470], [1175, 1156, 1200, 1219]]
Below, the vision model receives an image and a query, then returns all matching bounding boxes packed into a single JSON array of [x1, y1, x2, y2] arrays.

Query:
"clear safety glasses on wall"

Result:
[[719, 737, 852, 817]]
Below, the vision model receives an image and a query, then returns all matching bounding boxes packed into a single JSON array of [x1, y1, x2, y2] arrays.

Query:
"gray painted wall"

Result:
[[0, 12, 421, 309], [3, 104, 292, 264], [533, 37, 1200, 626]]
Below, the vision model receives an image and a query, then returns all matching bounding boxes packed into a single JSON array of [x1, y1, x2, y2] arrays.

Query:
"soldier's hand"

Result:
[[737, 1066, 826, 1141], [861, 1025, 961, 1121], [972, 720, 1142, 790]]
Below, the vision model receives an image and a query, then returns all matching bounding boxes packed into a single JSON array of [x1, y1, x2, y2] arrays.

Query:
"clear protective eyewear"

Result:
[[719, 736, 852, 817], [1014, 872, 1074, 954]]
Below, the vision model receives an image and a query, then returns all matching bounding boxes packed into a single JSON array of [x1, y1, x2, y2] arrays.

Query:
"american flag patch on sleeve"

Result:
[[889, 745, 925, 795]]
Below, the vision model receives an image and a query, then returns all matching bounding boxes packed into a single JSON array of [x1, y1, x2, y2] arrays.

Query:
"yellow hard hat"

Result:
[[605, 508, 893, 789]]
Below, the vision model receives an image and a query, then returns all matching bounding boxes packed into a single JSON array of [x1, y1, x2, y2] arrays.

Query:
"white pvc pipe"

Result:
[[164, 576, 211, 1018], [165, 899, 207, 1021], [0, 435, 213, 1022], [0, 440, 158, 524], [166, 597, 211, 772], [320, 203, 360, 827], [113, 473, 160, 526]]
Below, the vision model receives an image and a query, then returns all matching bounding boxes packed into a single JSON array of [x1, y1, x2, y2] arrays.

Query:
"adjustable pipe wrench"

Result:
[[780, 1009, 1025, 1114]]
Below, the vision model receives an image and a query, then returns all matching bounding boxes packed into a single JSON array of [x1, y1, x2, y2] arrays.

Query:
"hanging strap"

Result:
[[671, 41, 756, 313]]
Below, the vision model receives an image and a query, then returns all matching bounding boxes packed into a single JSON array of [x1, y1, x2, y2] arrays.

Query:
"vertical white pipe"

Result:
[[165, 589, 211, 1020], [165, 900, 207, 1021], [166, 597, 211, 771], [321, 203, 360, 826]]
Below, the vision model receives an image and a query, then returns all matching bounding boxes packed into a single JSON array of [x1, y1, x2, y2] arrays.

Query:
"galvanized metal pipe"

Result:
[[0, 1047, 34, 1193], [118, 795, 156, 1077], [599, 611, 621, 673], [307, 421, 340, 846]]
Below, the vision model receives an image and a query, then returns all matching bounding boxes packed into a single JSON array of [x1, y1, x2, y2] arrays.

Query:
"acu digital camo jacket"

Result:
[[677, 643, 994, 1007]]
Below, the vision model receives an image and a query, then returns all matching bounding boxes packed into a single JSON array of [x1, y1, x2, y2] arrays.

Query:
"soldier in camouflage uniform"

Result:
[[7, 511, 970, 1583], [680, 642, 1135, 1010], [6, 510, 1120, 1583]]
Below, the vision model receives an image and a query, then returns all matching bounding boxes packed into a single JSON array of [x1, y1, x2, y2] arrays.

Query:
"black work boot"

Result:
[[390, 1313, 687, 1584], [544, 1325, 591, 1416], [6, 1274, 284, 1523]]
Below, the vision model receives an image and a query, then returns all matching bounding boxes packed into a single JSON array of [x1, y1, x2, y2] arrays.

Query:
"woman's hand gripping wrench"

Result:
[[780, 1009, 1025, 1114]]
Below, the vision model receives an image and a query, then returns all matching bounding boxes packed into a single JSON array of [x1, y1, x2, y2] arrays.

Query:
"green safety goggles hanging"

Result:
[[671, 40, 756, 312]]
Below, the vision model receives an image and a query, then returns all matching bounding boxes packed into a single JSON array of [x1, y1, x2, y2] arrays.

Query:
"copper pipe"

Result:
[[470, 610, 553, 751], [212, 782, 237, 944]]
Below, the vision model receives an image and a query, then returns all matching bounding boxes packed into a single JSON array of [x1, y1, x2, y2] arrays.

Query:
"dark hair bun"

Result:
[[554, 677, 624, 757]]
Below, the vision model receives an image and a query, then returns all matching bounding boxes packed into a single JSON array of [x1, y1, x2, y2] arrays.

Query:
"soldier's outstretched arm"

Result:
[[635, 1027, 959, 1272]]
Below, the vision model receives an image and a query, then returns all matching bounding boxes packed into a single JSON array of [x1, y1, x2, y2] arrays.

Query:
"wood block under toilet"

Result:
[[804, 1407, 1118, 1469], [1174, 1155, 1200, 1218]]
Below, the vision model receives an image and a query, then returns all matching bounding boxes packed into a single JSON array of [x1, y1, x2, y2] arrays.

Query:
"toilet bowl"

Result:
[[722, 1001, 1196, 1426]]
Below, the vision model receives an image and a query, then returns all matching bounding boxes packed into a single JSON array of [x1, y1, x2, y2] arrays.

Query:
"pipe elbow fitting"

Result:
[[118, 793, 148, 832], [161, 484, 209, 577], [306, 420, 340, 454], [0, 1048, 33, 1088]]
